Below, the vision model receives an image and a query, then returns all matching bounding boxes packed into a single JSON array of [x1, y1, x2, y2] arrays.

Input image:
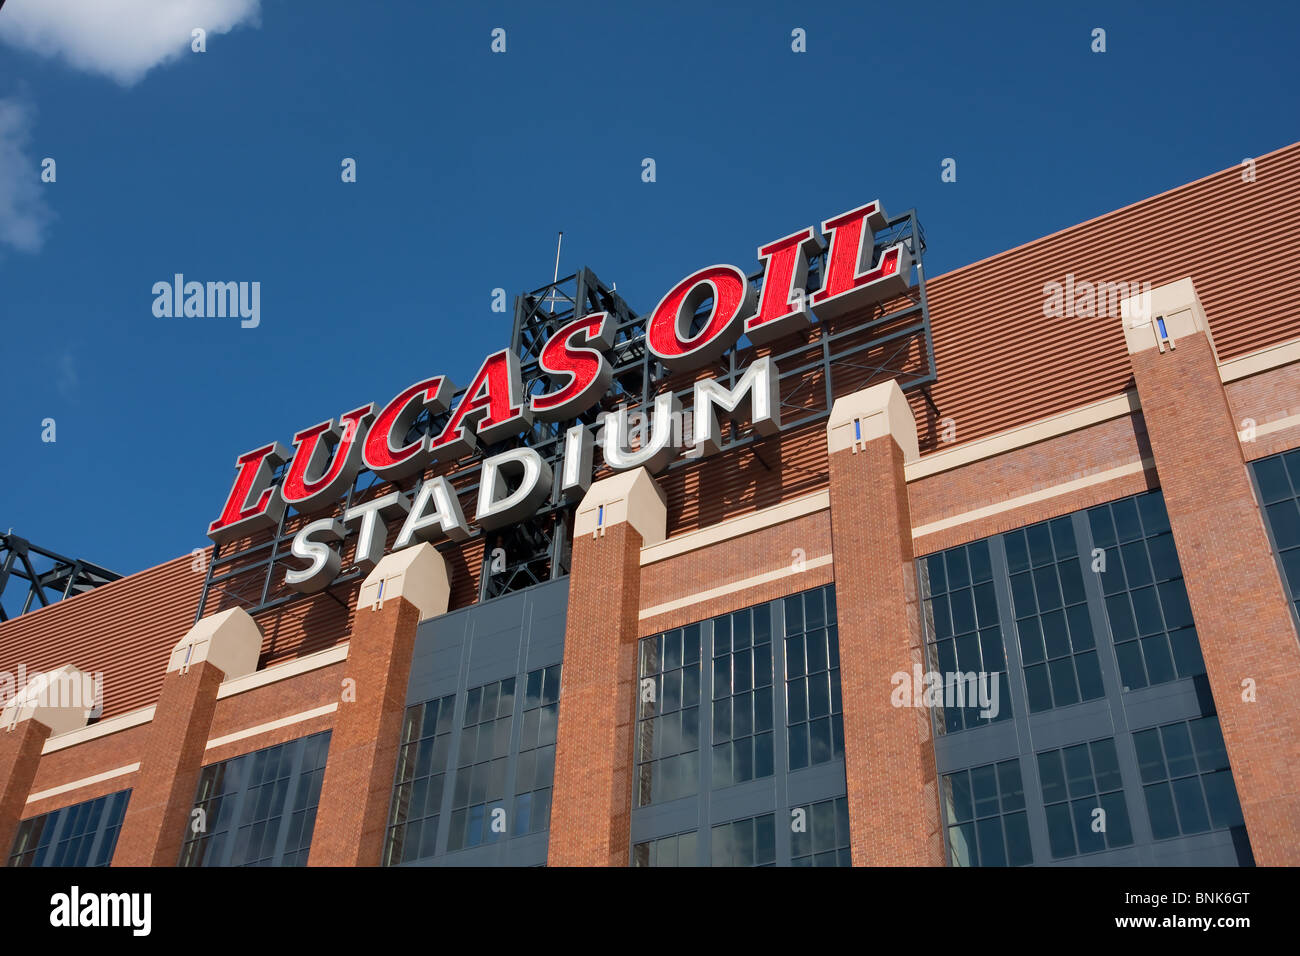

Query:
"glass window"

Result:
[[1037, 737, 1133, 859], [919, 539, 1013, 731], [635, 624, 702, 806], [790, 796, 851, 867], [447, 677, 517, 851], [1132, 716, 1244, 840], [385, 694, 456, 865], [941, 759, 1033, 867], [1250, 450, 1300, 631], [1004, 517, 1103, 713], [786, 587, 845, 770], [631, 585, 848, 866], [710, 813, 776, 867], [179, 731, 330, 867], [513, 664, 562, 836], [1088, 491, 1205, 691], [712, 604, 774, 789], [632, 829, 698, 867], [8, 789, 130, 867]]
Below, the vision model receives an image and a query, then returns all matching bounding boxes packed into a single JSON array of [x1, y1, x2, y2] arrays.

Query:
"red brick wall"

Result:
[[909, 413, 1154, 555], [1226, 364, 1300, 462], [1129, 333, 1300, 866], [308, 598, 420, 867], [25, 724, 150, 819], [828, 436, 945, 866], [0, 719, 51, 855], [112, 660, 225, 867], [639, 511, 833, 633], [549, 522, 643, 867]]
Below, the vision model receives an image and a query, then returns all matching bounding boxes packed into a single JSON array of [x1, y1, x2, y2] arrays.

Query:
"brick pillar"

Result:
[[113, 607, 262, 866], [112, 662, 225, 866], [826, 381, 945, 866], [549, 468, 666, 867], [0, 718, 52, 855], [309, 543, 448, 866], [1122, 278, 1300, 865], [0, 663, 99, 854]]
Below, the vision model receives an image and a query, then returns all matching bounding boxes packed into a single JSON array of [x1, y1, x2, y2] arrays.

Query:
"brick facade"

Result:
[[548, 522, 644, 867], [1128, 332, 1300, 866], [3, 147, 1300, 869], [0, 718, 52, 859], [112, 660, 225, 867], [308, 597, 420, 866], [828, 434, 945, 866]]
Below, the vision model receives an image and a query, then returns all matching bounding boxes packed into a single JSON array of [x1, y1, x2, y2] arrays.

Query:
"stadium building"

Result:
[[2, 144, 1298, 868]]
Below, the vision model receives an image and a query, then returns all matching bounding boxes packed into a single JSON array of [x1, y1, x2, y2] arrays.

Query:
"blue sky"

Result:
[[0, 0, 1296, 590]]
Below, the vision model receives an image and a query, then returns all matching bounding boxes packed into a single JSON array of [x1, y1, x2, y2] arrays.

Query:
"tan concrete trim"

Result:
[[204, 703, 338, 750], [639, 553, 833, 621], [911, 458, 1155, 540], [905, 391, 1142, 481], [639, 491, 830, 567], [1239, 414, 1300, 443], [574, 467, 668, 546], [216, 643, 350, 700], [26, 763, 140, 804], [41, 706, 156, 755], [1220, 337, 1300, 383], [828, 380, 919, 461]]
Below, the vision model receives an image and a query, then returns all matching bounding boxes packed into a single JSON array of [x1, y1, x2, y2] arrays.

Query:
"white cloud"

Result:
[[56, 351, 79, 401], [0, 98, 53, 253], [0, 0, 262, 86]]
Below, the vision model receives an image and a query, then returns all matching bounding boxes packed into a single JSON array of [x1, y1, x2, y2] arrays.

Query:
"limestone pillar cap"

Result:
[[168, 606, 262, 679], [1, 664, 95, 736], [358, 542, 451, 622], [827, 380, 919, 461], [1121, 276, 1215, 358], [574, 467, 668, 546]]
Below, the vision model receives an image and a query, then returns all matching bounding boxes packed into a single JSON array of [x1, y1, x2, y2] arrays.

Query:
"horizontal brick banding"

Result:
[[1227, 363, 1300, 462], [639, 511, 831, 615], [203, 714, 337, 767], [207, 662, 344, 744], [910, 413, 1150, 525], [25, 723, 151, 817]]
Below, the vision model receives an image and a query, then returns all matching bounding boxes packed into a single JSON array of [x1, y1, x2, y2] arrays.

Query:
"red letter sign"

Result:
[[530, 312, 613, 421], [744, 227, 822, 345], [812, 201, 911, 320], [646, 264, 756, 370], [430, 349, 531, 459], [281, 403, 376, 513], [363, 377, 454, 481], [207, 441, 291, 544]]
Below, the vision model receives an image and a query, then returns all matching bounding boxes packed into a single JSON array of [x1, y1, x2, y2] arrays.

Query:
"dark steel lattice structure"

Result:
[[0, 533, 122, 622], [195, 208, 936, 621]]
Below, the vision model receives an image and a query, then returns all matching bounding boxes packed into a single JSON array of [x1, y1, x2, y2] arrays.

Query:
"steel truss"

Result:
[[0, 532, 122, 622], [196, 209, 935, 622]]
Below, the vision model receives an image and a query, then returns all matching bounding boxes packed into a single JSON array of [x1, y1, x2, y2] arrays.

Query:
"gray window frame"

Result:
[[630, 584, 849, 866], [919, 492, 1252, 867]]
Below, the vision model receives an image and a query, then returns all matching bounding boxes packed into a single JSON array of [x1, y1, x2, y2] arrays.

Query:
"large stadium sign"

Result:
[[206, 201, 913, 594]]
